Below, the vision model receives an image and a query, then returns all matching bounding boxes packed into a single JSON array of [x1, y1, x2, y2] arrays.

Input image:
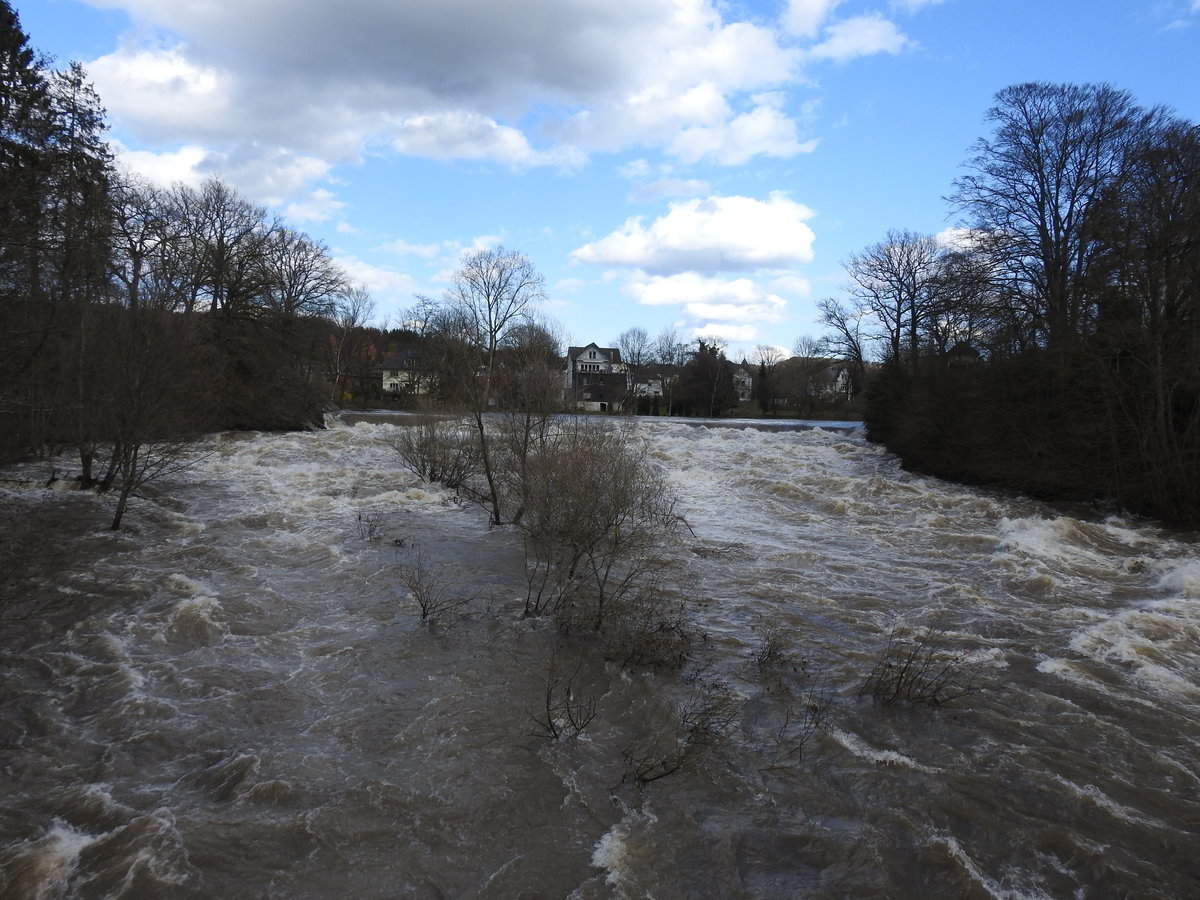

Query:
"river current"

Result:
[[1, 416, 1198, 898]]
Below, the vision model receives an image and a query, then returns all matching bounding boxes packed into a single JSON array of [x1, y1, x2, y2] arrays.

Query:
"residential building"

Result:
[[565, 343, 629, 412], [378, 350, 423, 397]]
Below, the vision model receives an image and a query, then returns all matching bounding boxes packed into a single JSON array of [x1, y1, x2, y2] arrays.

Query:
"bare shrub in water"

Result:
[[516, 419, 687, 634], [750, 628, 833, 762], [773, 683, 835, 762], [623, 670, 741, 783], [528, 650, 598, 740], [595, 584, 689, 670], [859, 620, 977, 708], [390, 418, 481, 496], [398, 544, 469, 623], [355, 510, 382, 542], [755, 627, 789, 669]]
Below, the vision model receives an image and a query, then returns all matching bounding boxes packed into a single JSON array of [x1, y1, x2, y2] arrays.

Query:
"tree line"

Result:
[[1, 4, 381, 525], [821, 82, 1199, 527]]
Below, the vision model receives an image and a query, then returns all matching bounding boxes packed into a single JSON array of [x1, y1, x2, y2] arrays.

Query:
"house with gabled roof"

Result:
[[378, 350, 423, 397], [564, 342, 629, 412]]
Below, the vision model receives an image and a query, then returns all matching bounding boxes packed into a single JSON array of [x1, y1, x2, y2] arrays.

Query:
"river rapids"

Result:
[[1, 415, 1198, 898]]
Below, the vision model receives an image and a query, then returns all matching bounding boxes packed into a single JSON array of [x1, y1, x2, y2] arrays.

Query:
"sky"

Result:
[[16, 0, 1200, 360]]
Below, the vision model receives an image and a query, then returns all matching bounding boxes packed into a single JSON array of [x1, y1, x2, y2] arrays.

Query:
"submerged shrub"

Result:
[[390, 418, 481, 494], [527, 649, 598, 740], [398, 544, 470, 623], [859, 620, 978, 708], [516, 419, 687, 633], [623, 669, 741, 783]]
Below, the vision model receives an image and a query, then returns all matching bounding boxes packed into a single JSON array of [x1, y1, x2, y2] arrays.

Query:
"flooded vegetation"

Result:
[[2, 418, 1198, 897]]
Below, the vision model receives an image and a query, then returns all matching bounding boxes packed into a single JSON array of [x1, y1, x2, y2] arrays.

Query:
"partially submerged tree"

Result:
[[518, 419, 684, 630], [419, 247, 548, 525]]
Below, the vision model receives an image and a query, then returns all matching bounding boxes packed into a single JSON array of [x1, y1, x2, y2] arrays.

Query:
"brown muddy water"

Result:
[[1, 416, 1198, 898]]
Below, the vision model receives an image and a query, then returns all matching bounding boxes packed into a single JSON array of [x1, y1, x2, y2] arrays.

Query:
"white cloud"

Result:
[[391, 111, 584, 169], [80, 0, 920, 211], [619, 272, 788, 344], [693, 322, 760, 343], [619, 159, 652, 179], [571, 193, 816, 274], [782, 0, 844, 39], [284, 188, 346, 224], [111, 140, 209, 187], [82, 0, 818, 178], [669, 104, 818, 165], [88, 45, 232, 144], [331, 254, 421, 318], [385, 239, 443, 258], [807, 15, 911, 63], [768, 273, 814, 298]]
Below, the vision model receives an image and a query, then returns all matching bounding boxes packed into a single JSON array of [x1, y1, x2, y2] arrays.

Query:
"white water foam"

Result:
[[827, 728, 938, 773]]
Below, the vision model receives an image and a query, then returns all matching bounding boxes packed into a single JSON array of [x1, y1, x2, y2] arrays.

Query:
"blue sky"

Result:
[[18, 0, 1200, 360]]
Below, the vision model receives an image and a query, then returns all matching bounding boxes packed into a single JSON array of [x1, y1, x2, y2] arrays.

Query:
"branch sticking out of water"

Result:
[[859, 620, 978, 709], [622, 672, 741, 783], [528, 650, 597, 740], [398, 544, 471, 623]]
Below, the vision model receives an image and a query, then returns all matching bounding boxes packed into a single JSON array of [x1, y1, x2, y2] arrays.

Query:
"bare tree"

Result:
[[654, 326, 688, 414], [97, 305, 213, 529], [261, 227, 347, 319], [327, 285, 375, 402], [528, 650, 598, 740], [518, 419, 684, 630], [753, 344, 786, 414], [950, 82, 1166, 352], [617, 326, 652, 408], [844, 229, 942, 373], [789, 334, 828, 415], [441, 247, 547, 525], [816, 298, 868, 396]]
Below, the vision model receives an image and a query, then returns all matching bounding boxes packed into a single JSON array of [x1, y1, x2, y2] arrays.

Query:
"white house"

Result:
[[565, 343, 629, 412], [378, 350, 423, 396]]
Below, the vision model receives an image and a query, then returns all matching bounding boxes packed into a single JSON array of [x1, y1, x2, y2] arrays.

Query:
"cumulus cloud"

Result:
[[391, 112, 584, 169], [669, 103, 818, 165], [85, 1, 802, 166], [284, 188, 346, 224], [110, 140, 209, 187], [693, 322, 760, 343], [806, 15, 911, 62], [77, 2, 912, 180], [627, 275, 787, 347], [783, 0, 844, 39], [331, 254, 421, 318], [87, 45, 232, 144], [571, 193, 816, 274], [79, 0, 921, 212]]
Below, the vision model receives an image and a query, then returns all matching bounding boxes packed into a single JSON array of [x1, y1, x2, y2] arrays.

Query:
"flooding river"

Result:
[[1, 416, 1198, 898]]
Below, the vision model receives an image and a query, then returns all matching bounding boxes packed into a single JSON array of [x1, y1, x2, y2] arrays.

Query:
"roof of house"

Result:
[[566, 342, 622, 363], [376, 350, 418, 370]]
